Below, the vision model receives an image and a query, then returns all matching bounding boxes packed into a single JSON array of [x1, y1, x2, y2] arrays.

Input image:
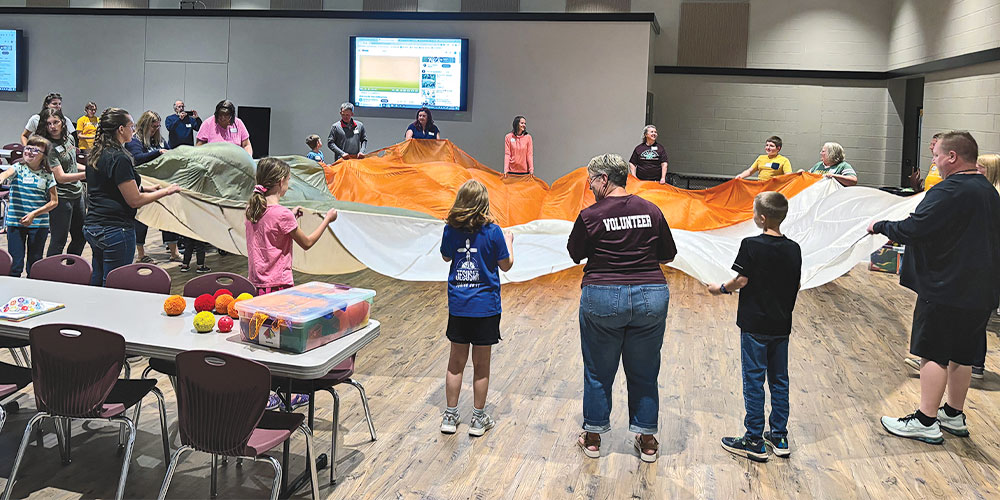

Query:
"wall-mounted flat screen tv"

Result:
[[350, 36, 469, 111]]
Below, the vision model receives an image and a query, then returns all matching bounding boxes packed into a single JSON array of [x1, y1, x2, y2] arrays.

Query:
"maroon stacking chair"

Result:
[[106, 263, 172, 295], [158, 351, 319, 500], [272, 354, 376, 484], [0, 248, 30, 367], [2, 143, 22, 164], [3, 324, 170, 500], [0, 247, 11, 275], [182, 271, 256, 298], [0, 361, 32, 434], [28, 254, 92, 285], [143, 272, 255, 381]]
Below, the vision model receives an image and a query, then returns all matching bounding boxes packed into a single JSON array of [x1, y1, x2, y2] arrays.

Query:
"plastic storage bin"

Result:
[[236, 282, 375, 353]]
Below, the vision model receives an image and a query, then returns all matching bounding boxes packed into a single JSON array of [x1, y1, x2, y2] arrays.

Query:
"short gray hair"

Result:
[[642, 124, 656, 141], [587, 153, 628, 187], [340, 102, 354, 112], [823, 142, 845, 165]]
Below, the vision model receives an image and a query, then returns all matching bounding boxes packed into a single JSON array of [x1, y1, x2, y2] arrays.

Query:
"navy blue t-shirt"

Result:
[[407, 123, 440, 140], [440, 223, 509, 317]]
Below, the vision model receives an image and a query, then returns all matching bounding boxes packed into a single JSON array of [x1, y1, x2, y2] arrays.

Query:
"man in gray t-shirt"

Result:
[[327, 102, 368, 161]]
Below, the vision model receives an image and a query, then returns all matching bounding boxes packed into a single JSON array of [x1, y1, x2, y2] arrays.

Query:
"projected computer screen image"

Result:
[[0, 29, 24, 92], [351, 37, 469, 111]]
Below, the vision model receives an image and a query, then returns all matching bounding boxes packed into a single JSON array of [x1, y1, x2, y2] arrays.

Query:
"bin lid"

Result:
[[235, 282, 375, 324]]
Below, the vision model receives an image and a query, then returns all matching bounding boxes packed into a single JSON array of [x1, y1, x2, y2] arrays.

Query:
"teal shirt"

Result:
[[809, 161, 857, 177]]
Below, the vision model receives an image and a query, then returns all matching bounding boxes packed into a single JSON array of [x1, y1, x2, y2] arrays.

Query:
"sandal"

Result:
[[634, 434, 658, 463], [139, 255, 156, 264], [578, 432, 601, 459]]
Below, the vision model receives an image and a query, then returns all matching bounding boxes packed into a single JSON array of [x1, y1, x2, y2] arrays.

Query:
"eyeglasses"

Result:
[[23, 146, 43, 155]]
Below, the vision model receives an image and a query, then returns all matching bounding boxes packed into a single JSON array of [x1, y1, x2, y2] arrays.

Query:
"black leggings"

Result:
[[182, 237, 206, 266], [47, 196, 86, 257]]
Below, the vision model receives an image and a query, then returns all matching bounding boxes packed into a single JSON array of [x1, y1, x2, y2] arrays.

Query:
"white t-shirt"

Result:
[[25, 114, 75, 134]]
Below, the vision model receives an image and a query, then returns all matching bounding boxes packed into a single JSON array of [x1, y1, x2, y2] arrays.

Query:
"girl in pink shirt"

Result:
[[503, 115, 533, 175], [245, 157, 338, 296]]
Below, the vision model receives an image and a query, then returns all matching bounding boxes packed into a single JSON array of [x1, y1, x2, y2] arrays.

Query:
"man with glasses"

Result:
[[165, 100, 202, 149]]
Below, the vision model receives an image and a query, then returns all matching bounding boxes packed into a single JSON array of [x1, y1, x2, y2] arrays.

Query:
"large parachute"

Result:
[[136, 140, 920, 288]]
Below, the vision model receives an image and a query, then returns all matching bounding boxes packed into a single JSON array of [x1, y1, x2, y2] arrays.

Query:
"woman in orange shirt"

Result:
[[503, 115, 533, 176]]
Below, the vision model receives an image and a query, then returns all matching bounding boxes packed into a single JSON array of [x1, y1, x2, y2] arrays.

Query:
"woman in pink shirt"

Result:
[[196, 100, 253, 156], [503, 115, 533, 176]]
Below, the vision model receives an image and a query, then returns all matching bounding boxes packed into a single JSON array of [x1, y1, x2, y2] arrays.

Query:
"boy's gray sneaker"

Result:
[[936, 407, 969, 437], [468, 411, 495, 437], [903, 357, 921, 371], [971, 366, 984, 379], [440, 411, 460, 434], [880, 413, 943, 444]]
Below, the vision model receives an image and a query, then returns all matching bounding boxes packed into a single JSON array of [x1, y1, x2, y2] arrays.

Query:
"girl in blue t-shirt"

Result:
[[1, 135, 59, 277], [439, 180, 513, 436]]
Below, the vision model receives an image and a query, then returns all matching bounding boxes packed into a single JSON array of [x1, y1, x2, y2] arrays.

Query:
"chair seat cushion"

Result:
[[0, 337, 29, 349], [243, 410, 305, 456], [0, 383, 18, 398], [0, 361, 31, 393], [103, 378, 158, 417], [148, 358, 177, 376], [271, 367, 354, 393]]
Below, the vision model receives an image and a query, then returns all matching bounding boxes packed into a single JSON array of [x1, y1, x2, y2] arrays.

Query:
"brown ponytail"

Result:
[[88, 108, 131, 169], [246, 157, 291, 223]]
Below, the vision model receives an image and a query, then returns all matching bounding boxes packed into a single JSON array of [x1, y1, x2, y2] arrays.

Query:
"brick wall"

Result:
[[654, 75, 902, 187], [922, 60, 1000, 166], [890, 0, 1000, 69]]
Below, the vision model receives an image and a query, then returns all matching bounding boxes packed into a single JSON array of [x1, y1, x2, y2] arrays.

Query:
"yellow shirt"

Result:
[[751, 154, 792, 181], [924, 164, 943, 190], [76, 115, 98, 150]]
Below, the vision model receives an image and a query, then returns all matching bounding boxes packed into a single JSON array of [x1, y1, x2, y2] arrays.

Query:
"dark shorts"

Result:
[[910, 298, 991, 366], [446, 314, 501, 346]]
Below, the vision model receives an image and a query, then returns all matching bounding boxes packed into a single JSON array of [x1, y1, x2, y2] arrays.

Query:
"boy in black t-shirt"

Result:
[[708, 191, 801, 462]]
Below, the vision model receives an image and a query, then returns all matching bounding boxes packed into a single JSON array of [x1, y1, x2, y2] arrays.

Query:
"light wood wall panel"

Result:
[[677, 2, 749, 68]]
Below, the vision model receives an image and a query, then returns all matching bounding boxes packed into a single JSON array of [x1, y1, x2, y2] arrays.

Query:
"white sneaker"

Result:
[[936, 407, 969, 437], [468, 411, 495, 437], [903, 357, 921, 371], [880, 413, 943, 444], [440, 411, 459, 434]]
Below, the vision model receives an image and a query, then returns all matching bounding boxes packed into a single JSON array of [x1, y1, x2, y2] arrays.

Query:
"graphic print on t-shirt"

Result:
[[638, 149, 659, 161], [456, 238, 481, 285]]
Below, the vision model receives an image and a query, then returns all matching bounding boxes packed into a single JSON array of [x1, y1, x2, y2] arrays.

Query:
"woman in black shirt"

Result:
[[84, 108, 180, 286]]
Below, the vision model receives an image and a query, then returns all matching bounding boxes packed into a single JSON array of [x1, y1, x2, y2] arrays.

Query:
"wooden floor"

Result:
[[1, 232, 1000, 499]]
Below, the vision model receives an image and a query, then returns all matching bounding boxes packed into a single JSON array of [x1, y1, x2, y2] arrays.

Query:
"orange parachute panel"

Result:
[[323, 139, 821, 231]]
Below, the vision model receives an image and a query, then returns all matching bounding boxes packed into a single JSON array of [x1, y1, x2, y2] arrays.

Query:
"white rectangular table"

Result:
[[0, 276, 380, 379], [0, 275, 380, 495]]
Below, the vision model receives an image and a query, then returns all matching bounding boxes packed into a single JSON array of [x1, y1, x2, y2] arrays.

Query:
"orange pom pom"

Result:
[[228, 297, 245, 319], [163, 295, 186, 316], [215, 294, 234, 314]]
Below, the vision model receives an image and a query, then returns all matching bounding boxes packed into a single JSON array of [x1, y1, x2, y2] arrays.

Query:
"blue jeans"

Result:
[[83, 224, 136, 286], [7, 226, 48, 277], [579, 284, 669, 434], [741, 332, 790, 440]]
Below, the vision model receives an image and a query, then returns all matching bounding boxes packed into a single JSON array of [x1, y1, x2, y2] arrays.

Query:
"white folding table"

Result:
[[0, 276, 380, 495]]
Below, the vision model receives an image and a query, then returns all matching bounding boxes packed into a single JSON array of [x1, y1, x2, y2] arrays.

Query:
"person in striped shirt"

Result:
[[1, 135, 58, 277]]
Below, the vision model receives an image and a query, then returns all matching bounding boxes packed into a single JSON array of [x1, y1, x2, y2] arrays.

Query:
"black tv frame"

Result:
[[0, 29, 25, 93], [349, 36, 470, 112]]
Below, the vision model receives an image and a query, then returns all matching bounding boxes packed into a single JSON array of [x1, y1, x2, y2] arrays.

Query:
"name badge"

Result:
[[430, 133, 436, 138], [511, 137, 516, 143], [651, 146, 657, 151], [229, 126, 238, 134], [55, 145, 65, 153], [186, 123, 192, 128]]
